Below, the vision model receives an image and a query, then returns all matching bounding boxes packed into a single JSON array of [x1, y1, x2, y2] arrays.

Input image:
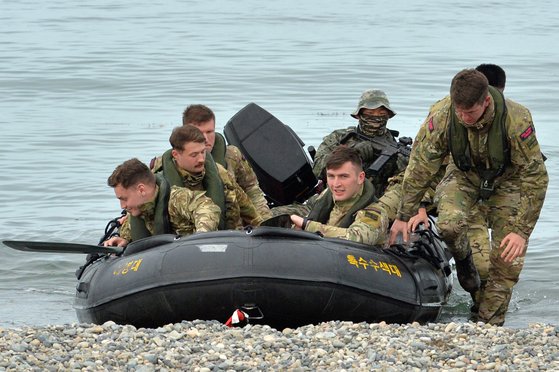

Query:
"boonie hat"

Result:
[[351, 89, 396, 118]]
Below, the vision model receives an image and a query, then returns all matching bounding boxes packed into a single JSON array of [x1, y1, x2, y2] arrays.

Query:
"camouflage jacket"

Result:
[[225, 145, 272, 219], [150, 145, 272, 220], [312, 126, 408, 197], [119, 185, 221, 241], [151, 153, 264, 229], [173, 163, 263, 230], [377, 158, 448, 221], [217, 163, 264, 229], [305, 185, 388, 246], [398, 95, 548, 240]]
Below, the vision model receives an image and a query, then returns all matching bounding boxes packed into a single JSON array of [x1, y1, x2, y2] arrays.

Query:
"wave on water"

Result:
[[24, 287, 75, 296]]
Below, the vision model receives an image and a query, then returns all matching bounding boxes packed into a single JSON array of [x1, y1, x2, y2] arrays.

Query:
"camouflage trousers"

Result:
[[435, 167, 524, 325], [468, 203, 490, 283], [378, 174, 491, 281]]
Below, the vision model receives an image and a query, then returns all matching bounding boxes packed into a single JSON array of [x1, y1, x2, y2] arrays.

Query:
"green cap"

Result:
[[351, 89, 396, 118]]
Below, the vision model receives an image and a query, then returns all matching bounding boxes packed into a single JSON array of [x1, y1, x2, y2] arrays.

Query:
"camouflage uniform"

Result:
[[397, 95, 548, 325], [312, 90, 408, 198], [269, 193, 318, 218], [373, 122, 491, 292], [119, 185, 221, 241], [176, 163, 264, 229], [467, 202, 490, 283], [375, 164, 444, 222], [379, 166, 490, 284], [380, 168, 491, 286], [225, 145, 272, 219], [305, 186, 389, 246], [150, 145, 272, 220]]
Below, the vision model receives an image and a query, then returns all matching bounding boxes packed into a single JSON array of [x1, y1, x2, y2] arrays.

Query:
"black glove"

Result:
[[353, 141, 376, 163]]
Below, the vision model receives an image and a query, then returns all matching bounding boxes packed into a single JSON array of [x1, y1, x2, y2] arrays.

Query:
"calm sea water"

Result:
[[1, 0, 557, 328]]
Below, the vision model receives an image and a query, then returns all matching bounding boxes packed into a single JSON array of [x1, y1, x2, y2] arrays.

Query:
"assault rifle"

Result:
[[340, 131, 412, 175]]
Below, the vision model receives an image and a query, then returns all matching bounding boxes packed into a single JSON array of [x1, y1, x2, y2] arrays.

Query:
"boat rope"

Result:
[[97, 210, 126, 245], [76, 210, 127, 279]]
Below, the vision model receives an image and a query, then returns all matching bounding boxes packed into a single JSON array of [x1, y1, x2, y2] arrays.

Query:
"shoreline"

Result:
[[1, 320, 557, 371]]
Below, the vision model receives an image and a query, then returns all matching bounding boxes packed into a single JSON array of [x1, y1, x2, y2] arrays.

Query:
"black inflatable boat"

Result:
[[73, 227, 452, 329], [2, 103, 453, 329]]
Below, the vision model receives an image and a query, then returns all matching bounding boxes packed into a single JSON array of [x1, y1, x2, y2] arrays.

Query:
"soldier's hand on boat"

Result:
[[290, 215, 304, 230], [500, 232, 527, 263], [103, 236, 129, 248], [389, 219, 409, 245], [408, 207, 430, 231]]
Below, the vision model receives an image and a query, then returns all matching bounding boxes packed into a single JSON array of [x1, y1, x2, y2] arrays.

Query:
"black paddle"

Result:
[[2, 240, 123, 255]]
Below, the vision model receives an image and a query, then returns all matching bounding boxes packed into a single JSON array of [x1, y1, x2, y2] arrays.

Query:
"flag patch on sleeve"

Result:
[[520, 125, 534, 140], [428, 117, 435, 132]]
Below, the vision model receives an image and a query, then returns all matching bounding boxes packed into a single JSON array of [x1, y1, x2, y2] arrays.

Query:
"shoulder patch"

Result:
[[520, 125, 534, 141], [428, 117, 435, 132], [364, 211, 379, 221], [363, 207, 383, 221]]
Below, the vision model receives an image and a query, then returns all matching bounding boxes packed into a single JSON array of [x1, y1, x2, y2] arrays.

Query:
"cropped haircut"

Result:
[[475, 63, 506, 91], [450, 69, 489, 108], [182, 104, 215, 125], [107, 158, 155, 189], [325, 146, 363, 172], [169, 125, 206, 151]]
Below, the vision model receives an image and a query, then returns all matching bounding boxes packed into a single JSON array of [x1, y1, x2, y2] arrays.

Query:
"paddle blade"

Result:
[[2, 240, 122, 255]]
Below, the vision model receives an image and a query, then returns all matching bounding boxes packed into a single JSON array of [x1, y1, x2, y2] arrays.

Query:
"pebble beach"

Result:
[[1, 320, 557, 371]]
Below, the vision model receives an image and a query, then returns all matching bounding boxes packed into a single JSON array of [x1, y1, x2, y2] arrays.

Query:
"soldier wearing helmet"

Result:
[[312, 89, 409, 198]]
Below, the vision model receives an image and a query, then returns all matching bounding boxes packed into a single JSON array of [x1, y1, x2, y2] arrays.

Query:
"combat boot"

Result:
[[455, 251, 480, 294]]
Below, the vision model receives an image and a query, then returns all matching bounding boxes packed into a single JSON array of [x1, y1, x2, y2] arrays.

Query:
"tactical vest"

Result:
[[129, 173, 172, 242], [160, 149, 226, 229], [448, 86, 511, 199], [212, 132, 227, 168], [306, 179, 377, 228]]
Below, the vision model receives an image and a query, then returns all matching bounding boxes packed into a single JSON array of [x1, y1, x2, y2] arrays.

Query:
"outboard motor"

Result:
[[224, 103, 318, 206]]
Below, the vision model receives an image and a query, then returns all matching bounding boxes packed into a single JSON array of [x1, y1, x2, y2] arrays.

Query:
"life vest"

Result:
[[129, 173, 172, 241], [448, 86, 511, 199], [212, 132, 227, 168], [306, 179, 377, 228], [160, 149, 226, 229]]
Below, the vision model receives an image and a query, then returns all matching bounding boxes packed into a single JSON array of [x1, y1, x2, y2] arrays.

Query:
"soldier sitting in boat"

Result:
[[152, 125, 263, 230], [103, 158, 221, 247], [150, 104, 271, 219], [290, 146, 389, 245], [181, 104, 272, 219], [312, 89, 411, 198]]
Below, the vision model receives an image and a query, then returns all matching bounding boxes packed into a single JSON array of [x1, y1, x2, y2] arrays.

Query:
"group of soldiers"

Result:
[[104, 64, 548, 326]]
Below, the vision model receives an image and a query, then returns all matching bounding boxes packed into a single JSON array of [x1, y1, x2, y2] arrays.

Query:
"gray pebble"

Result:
[[0, 321, 556, 371]]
